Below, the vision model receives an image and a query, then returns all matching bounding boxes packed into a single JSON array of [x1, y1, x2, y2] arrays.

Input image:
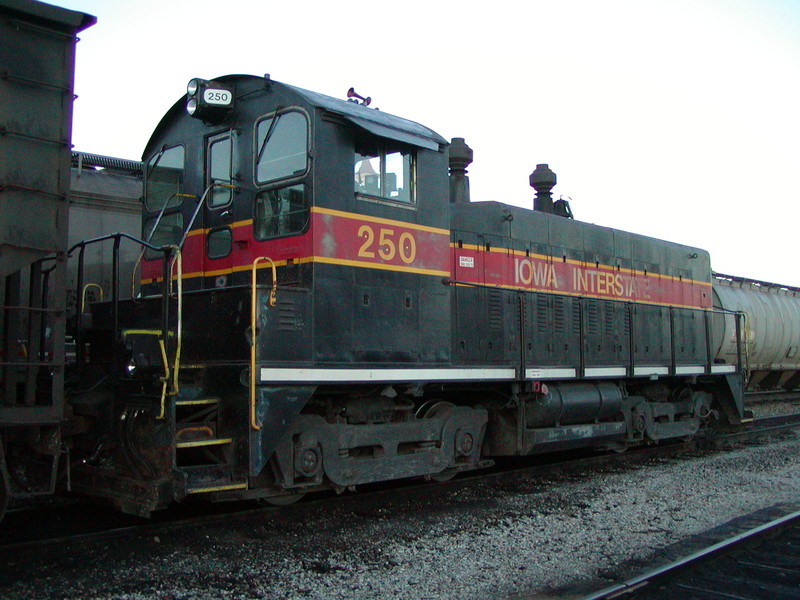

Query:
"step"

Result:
[[176, 423, 216, 442], [176, 437, 232, 449], [180, 464, 247, 495], [186, 480, 248, 495], [176, 365, 208, 401], [176, 397, 220, 407]]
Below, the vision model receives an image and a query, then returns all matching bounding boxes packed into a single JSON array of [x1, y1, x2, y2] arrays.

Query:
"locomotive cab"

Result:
[[139, 75, 453, 365]]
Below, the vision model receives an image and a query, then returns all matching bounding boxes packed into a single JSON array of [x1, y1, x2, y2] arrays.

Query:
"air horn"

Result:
[[347, 87, 371, 106]]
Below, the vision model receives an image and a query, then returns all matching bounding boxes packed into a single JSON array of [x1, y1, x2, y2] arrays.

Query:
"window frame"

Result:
[[252, 107, 311, 187], [143, 211, 185, 261], [252, 183, 309, 242], [206, 130, 235, 209], [354, 140, 416, 208], [206, 226, 233, 260], [144, 144, 186, 213]]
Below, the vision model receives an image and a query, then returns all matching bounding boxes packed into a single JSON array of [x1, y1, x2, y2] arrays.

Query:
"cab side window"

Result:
[[354, 142, 414, 204], [253, 110, 310, 240], [254, 185, 307, 240]]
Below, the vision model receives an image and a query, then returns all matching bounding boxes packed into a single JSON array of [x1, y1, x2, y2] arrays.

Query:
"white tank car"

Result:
[[713, 274, 800, 390]]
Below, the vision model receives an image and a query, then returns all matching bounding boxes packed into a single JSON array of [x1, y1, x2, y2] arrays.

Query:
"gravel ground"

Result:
[[749, 399, 800, 418], [2, 430, 799, 600]]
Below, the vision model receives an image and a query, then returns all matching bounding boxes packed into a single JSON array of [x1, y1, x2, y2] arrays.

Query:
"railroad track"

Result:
[[745, 390, 800, 404], [2, 412, 799, 555], [580, 505, 800, 599]]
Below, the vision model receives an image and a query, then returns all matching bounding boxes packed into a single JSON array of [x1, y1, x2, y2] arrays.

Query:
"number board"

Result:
[[203, 88, 233, 106]]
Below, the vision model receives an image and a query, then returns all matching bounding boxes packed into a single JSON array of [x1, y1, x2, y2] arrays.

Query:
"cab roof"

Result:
[[143, 74, 447, 159]]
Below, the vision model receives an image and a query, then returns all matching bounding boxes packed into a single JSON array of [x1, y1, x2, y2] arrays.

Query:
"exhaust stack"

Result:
[[449, 137, 473, 204]]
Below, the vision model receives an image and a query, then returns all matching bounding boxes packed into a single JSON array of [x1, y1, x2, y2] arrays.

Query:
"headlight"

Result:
[[124, 353, 150, 377], [187, 78, 202, 96], [125, 358, 138, 377]]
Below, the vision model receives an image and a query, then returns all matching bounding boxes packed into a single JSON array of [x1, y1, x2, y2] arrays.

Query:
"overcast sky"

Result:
[[52, 0, 800, 286]]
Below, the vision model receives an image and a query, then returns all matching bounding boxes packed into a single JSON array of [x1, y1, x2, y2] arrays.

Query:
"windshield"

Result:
[[255, 111, 308, 184], [145, 145, 185, 212]]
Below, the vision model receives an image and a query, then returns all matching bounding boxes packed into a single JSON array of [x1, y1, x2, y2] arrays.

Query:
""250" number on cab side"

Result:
[[357, 225, 417, 264]]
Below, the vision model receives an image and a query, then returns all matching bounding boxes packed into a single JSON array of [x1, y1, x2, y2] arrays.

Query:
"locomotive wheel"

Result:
[[430, 469, 457, 482], [415, 399, 443, 419], [258, 492, 307, 506], [420, 401, 455, 420]]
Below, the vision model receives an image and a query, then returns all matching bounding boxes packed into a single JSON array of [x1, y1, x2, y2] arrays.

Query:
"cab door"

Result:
[[203, 130, 236, 288]]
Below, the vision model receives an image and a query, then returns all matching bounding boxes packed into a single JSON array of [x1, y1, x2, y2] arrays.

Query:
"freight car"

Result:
[[713, 273, 800, 391], [0, 0, 94, 521], [65, 74, 748, 517]]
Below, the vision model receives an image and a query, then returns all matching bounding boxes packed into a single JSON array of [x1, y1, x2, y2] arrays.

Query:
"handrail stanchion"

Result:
[[111, 235, 121, 367], [75, 244, 86, 366]]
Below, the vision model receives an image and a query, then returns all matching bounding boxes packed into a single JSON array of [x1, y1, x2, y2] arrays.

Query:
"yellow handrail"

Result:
[[250, 256, 278, 430], [157, 246, 182, 420], [80, 283, 104, 312]]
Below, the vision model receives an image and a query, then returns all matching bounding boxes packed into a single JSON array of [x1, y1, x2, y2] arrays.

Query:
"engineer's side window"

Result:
[[354, 146, 414, 204]]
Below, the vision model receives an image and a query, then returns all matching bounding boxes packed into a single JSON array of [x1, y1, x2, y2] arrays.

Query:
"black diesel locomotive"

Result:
[[65, 75, 747, 516]]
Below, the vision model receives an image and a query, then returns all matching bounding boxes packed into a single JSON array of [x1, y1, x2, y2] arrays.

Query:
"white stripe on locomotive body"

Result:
[[675, 365, 706, 375], [259, 367, 517, 383], [583, 367, 628, 377], [633, 366, 670, 376], [525, 368, 578, 379], [258, 364, 738, 384]]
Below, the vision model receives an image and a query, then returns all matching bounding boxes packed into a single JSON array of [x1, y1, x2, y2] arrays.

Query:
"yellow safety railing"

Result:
[[249, 256, 278, 430], [157, 246, 183, 420], [80, 283, 104, 312]]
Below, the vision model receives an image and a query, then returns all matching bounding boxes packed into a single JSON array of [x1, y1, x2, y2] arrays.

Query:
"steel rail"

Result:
[[579, 509, 800, 600]]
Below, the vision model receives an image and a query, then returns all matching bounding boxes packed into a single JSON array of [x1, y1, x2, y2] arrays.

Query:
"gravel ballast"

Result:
[[3, 431, 799, 600]]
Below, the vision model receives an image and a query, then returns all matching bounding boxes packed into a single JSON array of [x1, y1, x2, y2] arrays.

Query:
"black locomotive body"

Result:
[[69, 75, 746, 515]]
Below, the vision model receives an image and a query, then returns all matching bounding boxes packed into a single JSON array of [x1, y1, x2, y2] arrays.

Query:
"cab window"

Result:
[[144, 145, 185, 211], [354, 143, 414, 204], [207, 227, 232, 259], [255, 110, 309, 184], [143, 212, 184, 260], [207, 132, 233, 207], [254, 184, 308, 240]]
